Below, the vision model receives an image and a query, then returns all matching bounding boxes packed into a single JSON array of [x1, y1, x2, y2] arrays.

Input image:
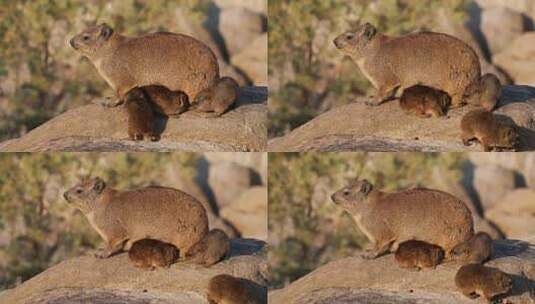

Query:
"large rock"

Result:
[[208, 162, 253, 209], [0, 239, 267, 304], [220, 186, 268, 241], [481, 7, 526, 55], [204, 152, 267, 185], [473, 165, 517, 211], [486, 189, 535, 240], [213, 0, 267, 15], [494, 33, 535, 86], [0, 87, 267, 152], [475, 0, 535, 21], [231, 34, 268, 86], [468, 152, 535, 189], [269, 239, 535, 303], [219, 7, 265, 56], [268, 86, 535, 152]]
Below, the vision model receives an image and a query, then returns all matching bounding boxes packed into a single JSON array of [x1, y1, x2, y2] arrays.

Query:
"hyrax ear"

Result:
[[99, 23, 114, 40], [93, 177, 106, 194], [363, 23, 377, 39], [361, 179, 373, 195]]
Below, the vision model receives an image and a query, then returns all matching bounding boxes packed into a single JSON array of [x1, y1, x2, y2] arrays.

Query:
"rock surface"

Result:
[[474, 165, 517, 211], [468, 153, 535, 189], [0, 239, 267, 304], [221, 186, 268, 241], [208, 162, 254, 209], [494, 33, 535, 86], [481, 7, 526, 55], [219, 7, 265, 56], [268, 85, 535, 152], [269, 239, 535, 304], [0, 87, 267, 152], [486, 189, 535, 240], [231, 34, 268, 86]]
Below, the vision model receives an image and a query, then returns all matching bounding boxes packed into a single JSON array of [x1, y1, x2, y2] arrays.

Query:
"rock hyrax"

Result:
[[124, 87, 159, 141], [63, 177, 209, 258], [399, 85, 451, 118], [394, 240, 445, 271], [451, 232, 492, 264], [70, 23, 218, 101], [128, 239, 179, 270], [460, 109, 518, 152], [207, 274, 263, 304], [185, 229, 230, 267], [331, 179, 474, 259], [455, 264, 512, 302], [191, 77, 240, 117], [333, 23, 498, 108], [142, 85, 190, 117]]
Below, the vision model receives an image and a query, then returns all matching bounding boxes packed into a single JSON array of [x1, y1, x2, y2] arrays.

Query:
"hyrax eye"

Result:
[[345, 33, 355, 40], [76, 188, 83, 194], [343, 189, 350, 196], [83, 35, 90, 41]]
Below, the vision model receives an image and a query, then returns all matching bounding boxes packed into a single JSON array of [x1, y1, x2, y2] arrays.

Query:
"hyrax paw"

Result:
[[94, 249, 111, 259], [93, 96, 122, 108], [360, 250, 378, 259]]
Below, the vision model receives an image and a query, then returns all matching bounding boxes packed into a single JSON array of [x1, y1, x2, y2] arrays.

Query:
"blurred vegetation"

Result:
[[268, 0, 470, 137], [268, 152, 467, 289], [0, 0, 211, 141], [0, 153, 201, 290]]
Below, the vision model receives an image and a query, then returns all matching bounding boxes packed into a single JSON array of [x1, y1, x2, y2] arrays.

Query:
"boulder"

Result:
[[468, 152, 535, 188], [268, 85, 535, 152], [486, 189, 535, 240], [0, 87, 267, 152], [494, 33, 535, 86], [475, 0, 535, 22], [208, 162, 253, 209], [219, 7, 265, 56], [0, 239, 267, 304], [481, 7, 526, 55], [231, 34, 268, 86], [473, 165, 517, 211], [220, 186, 268, 241], [204, 152, 267, 185], [213, 0, 267, 15], [269, 239, 535, 303]]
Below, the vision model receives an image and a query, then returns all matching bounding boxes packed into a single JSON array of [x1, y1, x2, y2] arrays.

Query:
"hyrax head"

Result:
[[331, 179, 373, 213], [69, 23, 114, 56], [63, 177, 107, 213], [333, 22, 378, 57], [497, 125, 519, 149]]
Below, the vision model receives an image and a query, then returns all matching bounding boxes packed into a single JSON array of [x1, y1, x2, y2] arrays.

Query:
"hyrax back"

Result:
[[124, 87, 158, 141], [460, 109, 518, 152], [331, 179, 474, 259], [142, 85, 189, 116], [207, 274, 262, 304], [399, 85, 451, 118], [455, 264, 512, 302], [186, 229, 230, 267], [128, 239, 179, 270], [451, 232, 492, 264], [333, 23, 480, 107], [63, 177, 209, 259], [70, 24, 219, 100], [395, 240, 444, 271], [192, 77, 239, 117]]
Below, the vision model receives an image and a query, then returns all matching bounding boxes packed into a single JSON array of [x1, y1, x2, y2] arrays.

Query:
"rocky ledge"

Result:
[[0, 87, 267, 152], [0, 239, 267, 304], [269, 85, 535, 152], [269, 239, 535, 304]]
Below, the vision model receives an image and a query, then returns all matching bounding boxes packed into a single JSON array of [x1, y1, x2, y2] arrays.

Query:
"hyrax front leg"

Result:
[[124, 88, 159, 141], [95, 238, 127, 259], [361, 240, 394, 259]]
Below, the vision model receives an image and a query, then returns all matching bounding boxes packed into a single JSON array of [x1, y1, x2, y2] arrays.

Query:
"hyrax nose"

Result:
[[63, 192, 69, 201], [330, 193, 336, 202]]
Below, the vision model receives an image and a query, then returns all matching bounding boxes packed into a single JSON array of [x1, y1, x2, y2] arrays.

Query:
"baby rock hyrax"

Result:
[[185, 229, 230, 267], [460, 109, 518, 152], [191, 77, 240, 117], [331, 179, 474, 259], [333, 22, 500, 110], [455, 264, 512, 302], [207, 274, 263, 304], [70, 23, 238, 109], [124, 87, 159, 141], [63, 177, 209, 258], [451, 232, 492, 264], [399, 85, 451, 118], [128, 239, 179, 270], [394, 240, 445, 271]]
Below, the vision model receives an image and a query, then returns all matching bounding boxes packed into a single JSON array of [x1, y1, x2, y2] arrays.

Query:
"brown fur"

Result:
[[333, 23, 499, 109], [63, 177, 209, 259], [128, 239, 179, 270], [186, 229, 230, 267], [331, 179, 474, 259], [207, 274, 262, 304], [451, 232, 492, 264], [399, 85, 450, 118], [143, 85, 190, 117], [191, 77, 239, 117], [460, 109, 518, 151], [395, 240, 445, 271], [124, 87, 158, 141], [455, 264, 512, 302]]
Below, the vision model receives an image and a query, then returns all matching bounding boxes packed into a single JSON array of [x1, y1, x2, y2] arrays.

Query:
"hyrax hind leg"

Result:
[[124, 88, 159, 141], [191, 77, 239, 117]]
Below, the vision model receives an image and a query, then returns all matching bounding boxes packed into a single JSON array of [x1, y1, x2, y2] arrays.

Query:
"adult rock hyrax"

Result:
[[185, 229, 230, 267], [455, 263, 512, 302], [190, 77, 240, 117], [451, 232, 492, 264], [207, 274, 263, 304], [333, 22, 500, 109], [124, 87, 159, 141], [394, 240, 445, 271], [128, 239, 179, 270], [70, 23, 238, 108], [63, 177, 209, 258], [399, 85, 451, 118], [331, 179, 474, 259], [460, 109, 518, 152]]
